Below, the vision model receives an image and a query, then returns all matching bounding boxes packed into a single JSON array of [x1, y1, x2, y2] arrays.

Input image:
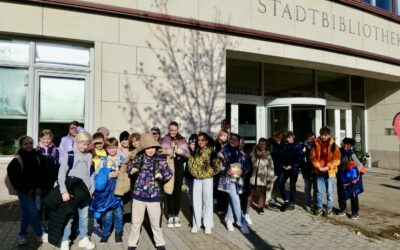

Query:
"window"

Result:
[[317, 71, 349, 102], [0, 39, 91, 156], [0, 67, 28, 155], [227, 59, 261, 95], [364, 0, 393, 12], [397, 0, 400, 14]]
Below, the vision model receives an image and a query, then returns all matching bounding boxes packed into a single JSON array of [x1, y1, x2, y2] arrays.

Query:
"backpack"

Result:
[[4, 155, 24, 196]]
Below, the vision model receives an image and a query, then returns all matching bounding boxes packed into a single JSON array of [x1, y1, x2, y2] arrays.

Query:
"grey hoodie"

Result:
[[58, 148, 94, 194]]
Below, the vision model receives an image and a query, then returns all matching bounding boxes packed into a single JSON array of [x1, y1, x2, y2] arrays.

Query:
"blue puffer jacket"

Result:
[[90, 168, 123, 219]]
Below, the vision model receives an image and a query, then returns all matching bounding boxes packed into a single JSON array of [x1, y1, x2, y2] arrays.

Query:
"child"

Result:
[[58, 131, 95, 250], [218, 133, 250, 234], [337, 137, 365, 220], [279, 131, 304, 212], [91, 132, 107, 172], [302, 132, 316, 212], [37, 129, 60, 229], [118, 131, 130, 157], [7, 136, 48, 245], [127, 133, 172, 250], [128, 133, 141, 152], [311, 127, 341, 217], [90, 137, 125, 244], [247, 138, 274, 222]]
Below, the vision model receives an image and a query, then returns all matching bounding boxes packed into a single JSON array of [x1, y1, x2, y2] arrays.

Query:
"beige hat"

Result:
[[139, 132, 161, 152]]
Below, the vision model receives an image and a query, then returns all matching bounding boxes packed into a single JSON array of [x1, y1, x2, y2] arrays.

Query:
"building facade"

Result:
[[0, 0, 399, 179]]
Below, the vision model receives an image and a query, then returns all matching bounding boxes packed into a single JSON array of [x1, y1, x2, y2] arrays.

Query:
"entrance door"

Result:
[[267, 106, 289, 136], [326, 108, 352, 143], [292, 106, 323, 142]]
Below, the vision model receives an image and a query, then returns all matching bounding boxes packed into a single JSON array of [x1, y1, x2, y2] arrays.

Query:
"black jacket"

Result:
[[7, 150, 45, 194], [44, 177, 90, 246]]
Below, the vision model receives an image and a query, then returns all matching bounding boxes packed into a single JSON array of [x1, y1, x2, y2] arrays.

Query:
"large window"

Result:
[[0, 39, 91, 156]]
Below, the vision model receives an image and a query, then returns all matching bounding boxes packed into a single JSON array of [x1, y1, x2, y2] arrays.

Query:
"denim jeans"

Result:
[[304, 177, 316, 207], [225, 182, 247, 228], [278, 170, 299, 203], [102, 206, 123, 237], [62, 206, 89, 241], [18, 192, 44, 237], [315, 175, 335, 209]]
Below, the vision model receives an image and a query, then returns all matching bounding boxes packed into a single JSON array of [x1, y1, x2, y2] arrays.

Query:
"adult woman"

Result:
[[7, 136, 48, 245], [218, 133, 250, 234], [59, 121, 82, 160], [160, 121, 190, 228], [188, 133, 220, 234], [246, 138, 274, 223]]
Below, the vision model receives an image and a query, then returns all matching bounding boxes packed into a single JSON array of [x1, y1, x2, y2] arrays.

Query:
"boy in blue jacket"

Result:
[[90, 137, 125, 244]]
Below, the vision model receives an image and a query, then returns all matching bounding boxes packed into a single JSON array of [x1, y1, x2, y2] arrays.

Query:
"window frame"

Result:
[[0, 38, 93, 160]]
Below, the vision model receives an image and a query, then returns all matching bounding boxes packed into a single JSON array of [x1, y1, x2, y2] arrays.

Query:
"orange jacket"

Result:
[[311, 137, 341, 177]]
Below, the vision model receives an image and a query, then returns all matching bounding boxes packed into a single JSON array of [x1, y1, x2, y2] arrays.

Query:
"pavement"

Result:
[[1, 166, 399, 250]]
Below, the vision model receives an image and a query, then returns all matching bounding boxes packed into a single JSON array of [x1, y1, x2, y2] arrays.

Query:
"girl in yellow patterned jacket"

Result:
[[188, 132, 221, 235]]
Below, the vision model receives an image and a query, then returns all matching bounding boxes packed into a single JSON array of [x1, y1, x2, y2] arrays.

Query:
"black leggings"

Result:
[[337, 177, 359, 214], [166, 158, 184, 216]]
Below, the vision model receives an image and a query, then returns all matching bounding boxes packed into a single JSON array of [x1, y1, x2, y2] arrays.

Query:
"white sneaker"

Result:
[[174, 216, 181, 228], [36, 232, 48, 243], [167, 217, 174, 228], [244, 214, 253, 225], [78, 236, 95, 250], [204, 227, 212, 235], [18, 235, 28, 245], [190, 227, 198, 234], [225, 218, 234, 232], [60, 240, 69, 250]]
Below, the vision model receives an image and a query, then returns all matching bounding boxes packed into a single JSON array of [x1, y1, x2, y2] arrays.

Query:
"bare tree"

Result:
[[122, 1, 232, 135]]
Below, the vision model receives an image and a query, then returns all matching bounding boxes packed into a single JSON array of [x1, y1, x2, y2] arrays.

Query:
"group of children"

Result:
[[6, 120, 366, 250]]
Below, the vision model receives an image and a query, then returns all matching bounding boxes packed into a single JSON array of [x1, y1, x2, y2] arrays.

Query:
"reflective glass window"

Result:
[[264, 63, 315, 97], [0, 67, 28, 155], [36, 43, 90, 66], [227, 59, 261, 95], [0, 40, 29, 63]]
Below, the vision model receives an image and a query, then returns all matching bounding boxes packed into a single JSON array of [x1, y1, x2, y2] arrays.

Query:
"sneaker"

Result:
[[167, 217, 174, 228], [18, 235, 28, 246], [204, 227, 212, 235], [100, 237, 108, 244], [280, 202, 289, 212], [191, 227, 198, 233], [225, 218, 234, 232], [127, 247, 136, 250], [78, 236, 95, 250], [37, 232, 48, 243], [337, 210, 346, 217], [314, 208, 323, 216], [287, 203, 295, 210], [115, 232, 123, 244], [258, 208, 265, 215], [304, 206, 312, 212], [60, 240, 70, 250], [156, 246, 166, 250], [239, 223, 250, 234], [244, 214, 253, 225], [326, 209, 333, 217], [351, 214, 359, 220], [174, 216, 181, 228]]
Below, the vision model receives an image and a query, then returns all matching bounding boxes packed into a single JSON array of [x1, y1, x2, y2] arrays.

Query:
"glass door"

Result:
[[267, 106, 290, 136], [326, 108, 351, 144]]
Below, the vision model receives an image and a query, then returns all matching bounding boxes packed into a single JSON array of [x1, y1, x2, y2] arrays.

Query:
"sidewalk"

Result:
[[0, 167, 399, 249]]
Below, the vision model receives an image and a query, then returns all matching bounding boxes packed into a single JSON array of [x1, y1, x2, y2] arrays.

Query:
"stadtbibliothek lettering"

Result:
[[258, 0, 400, 47]]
